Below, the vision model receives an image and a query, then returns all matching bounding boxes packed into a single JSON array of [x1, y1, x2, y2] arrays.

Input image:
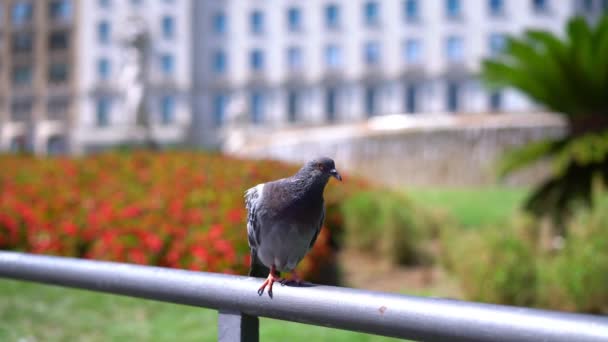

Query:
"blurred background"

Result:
[[1, 0, 607, 341]]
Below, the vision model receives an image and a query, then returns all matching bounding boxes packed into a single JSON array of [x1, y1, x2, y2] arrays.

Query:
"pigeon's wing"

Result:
[[244, 183, 264, 249], [308, 205, 325, 250]]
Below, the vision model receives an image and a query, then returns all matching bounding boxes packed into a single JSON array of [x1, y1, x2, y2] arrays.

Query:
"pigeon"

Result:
[[245, 157, 342, 297]]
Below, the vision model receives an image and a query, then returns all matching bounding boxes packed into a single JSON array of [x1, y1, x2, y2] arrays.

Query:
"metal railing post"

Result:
[[218, 310, 259, 342]]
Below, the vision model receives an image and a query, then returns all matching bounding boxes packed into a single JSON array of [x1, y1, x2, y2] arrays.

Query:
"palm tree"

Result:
[[482, 16, 608, 228]]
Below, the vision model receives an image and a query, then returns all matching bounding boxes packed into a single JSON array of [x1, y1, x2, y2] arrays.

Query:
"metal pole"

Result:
[[218, 310, 258, 342], [1, 252, 607, 342]]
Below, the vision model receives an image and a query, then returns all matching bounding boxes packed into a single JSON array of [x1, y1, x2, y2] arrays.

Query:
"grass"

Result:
[[407, 187, 528, 228], [0, 279, 400, 342]]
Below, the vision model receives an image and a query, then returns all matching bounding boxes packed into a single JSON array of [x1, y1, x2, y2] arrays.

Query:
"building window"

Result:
[[11, 98, 33, 121], [98, 21, 110, 44], [446, 36, 464, 62], [160, 54, 174, 75], [11, 1, 33, 26], [325, 4, 340, 30], [47, 135, 66, 155], [405, 84, 418, 113], [488, 33, 506, 56], [489, 91, 502, 111], [250, 49, 264, 71], [404, 39, 421, 64], [96, 98, 111, 126], [49, 31, 69, 50], [160, 95, 175, 125], [325, 44, 342, 69], [581, 0, 594, 12], [98, 0, 111, 8], [446, 82, 460, 112], [364, 41, 381, 65], [446, 0, 461, 18], [212, 94, 227, 127], [212, 12, 227, 34], [287, 90, 299, 123], [162, 16, 174, 39], [250, 92, 264, 124], [363, 1, 380, 27], [130, 0, 143, 6], [287, 46, 302, 71], [365, 86, 378, 117], [97, 58, 111, 79], [404, 0, 420, 22], [12, 65, 32, 86], [12, 32, 33, 53], [49, 0, 72, 22], [488, 0, 504, 16], [325, 88, 337, 122], [48, 63, 69, 83], [250, 10, 264, 35], [532, 0, 549, 13], [287, 7, 302, 32], [47, 97, 70, 120], [212, 50, 227, 74], [10, 136, 28, 152]]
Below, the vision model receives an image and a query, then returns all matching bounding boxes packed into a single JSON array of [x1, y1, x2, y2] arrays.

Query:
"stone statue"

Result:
[[118, 15, 156, 148]]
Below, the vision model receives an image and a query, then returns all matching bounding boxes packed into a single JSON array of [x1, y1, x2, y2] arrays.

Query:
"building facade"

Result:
[[191, 0, 605, 147], [0, 0, 191, 154], [0, 0, 77, 154]]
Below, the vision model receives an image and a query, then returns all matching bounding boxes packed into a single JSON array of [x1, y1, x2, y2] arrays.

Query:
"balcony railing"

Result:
[[0, 251, 607, 342]]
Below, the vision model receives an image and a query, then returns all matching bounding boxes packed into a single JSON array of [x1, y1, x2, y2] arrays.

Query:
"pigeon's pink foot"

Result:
[[257, 265, 282, 297], [280, 271, 303, 286]]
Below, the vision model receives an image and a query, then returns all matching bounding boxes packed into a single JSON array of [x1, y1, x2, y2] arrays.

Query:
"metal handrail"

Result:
[[1, 251, 607, 342]]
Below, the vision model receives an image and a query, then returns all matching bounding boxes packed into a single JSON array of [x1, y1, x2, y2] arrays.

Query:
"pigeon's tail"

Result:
[[248, 250, 270, 278]]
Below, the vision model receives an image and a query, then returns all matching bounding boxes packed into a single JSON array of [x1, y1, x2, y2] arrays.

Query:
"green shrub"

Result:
[[537, 194, 608, 313], [441, 219, 537, 307], [341, 190, 437, 265]]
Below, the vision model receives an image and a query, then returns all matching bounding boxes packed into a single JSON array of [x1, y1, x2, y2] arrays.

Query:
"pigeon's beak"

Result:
[[330, 169, 342, 181]]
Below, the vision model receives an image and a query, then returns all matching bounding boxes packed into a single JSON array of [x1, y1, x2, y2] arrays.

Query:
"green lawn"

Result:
[[0, 279, 400, 342], [408, 187, 528, 228]]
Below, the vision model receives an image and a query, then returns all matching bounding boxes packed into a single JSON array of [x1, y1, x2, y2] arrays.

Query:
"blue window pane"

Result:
[[488, 33, 506, 55], [212, 12, 226, 34], [446, 36, 464, 62], [287, 7, 301, 32], [250, 92, 264, 124], [489, 91, 502, 111], [488, 0, 504, 15], [287, 46, 302, 71], [404, 39, 421, 63], [532, 0, 548, 12], [404, 0, 419, 21], [96, 98, 110, 126], [13, 65, 32, 85], [162, 16, 174, 39], [446, 0, 461, 18], [130, 0, 142, 5], [364, 1, 379, 27], [364, 41, 380, 65], [97, 58, 111, 79], [98, 0, 111, 8], [160, 54, 174, 75], [326, 88, 337, 122], [212, 50, 226, 74], [447, 82, 460, 112], [251, 10, 264, 34], [287, 91, 298, 122], [405, 84, 418, 113], [365, 86, 377, 117], [325, 44, 342, 68], [213, 94, 228, 127], [49, 0, 72, 21], [12, 1, 33, 25], [160, 96, 175, 125], [250, 49, 264, 71], [98, 21, 110, 44], [325, 4, 340, 29]]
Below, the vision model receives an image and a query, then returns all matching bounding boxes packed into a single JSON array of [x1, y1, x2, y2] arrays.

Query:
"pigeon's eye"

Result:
[[316, 163, 324, 171]]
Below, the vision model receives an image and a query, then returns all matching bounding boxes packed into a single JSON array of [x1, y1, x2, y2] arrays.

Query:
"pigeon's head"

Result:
[[301, 157, 342, 182]]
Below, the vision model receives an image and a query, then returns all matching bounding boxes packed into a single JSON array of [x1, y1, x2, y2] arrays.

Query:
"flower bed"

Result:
[[0, 152, 367, 283]]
